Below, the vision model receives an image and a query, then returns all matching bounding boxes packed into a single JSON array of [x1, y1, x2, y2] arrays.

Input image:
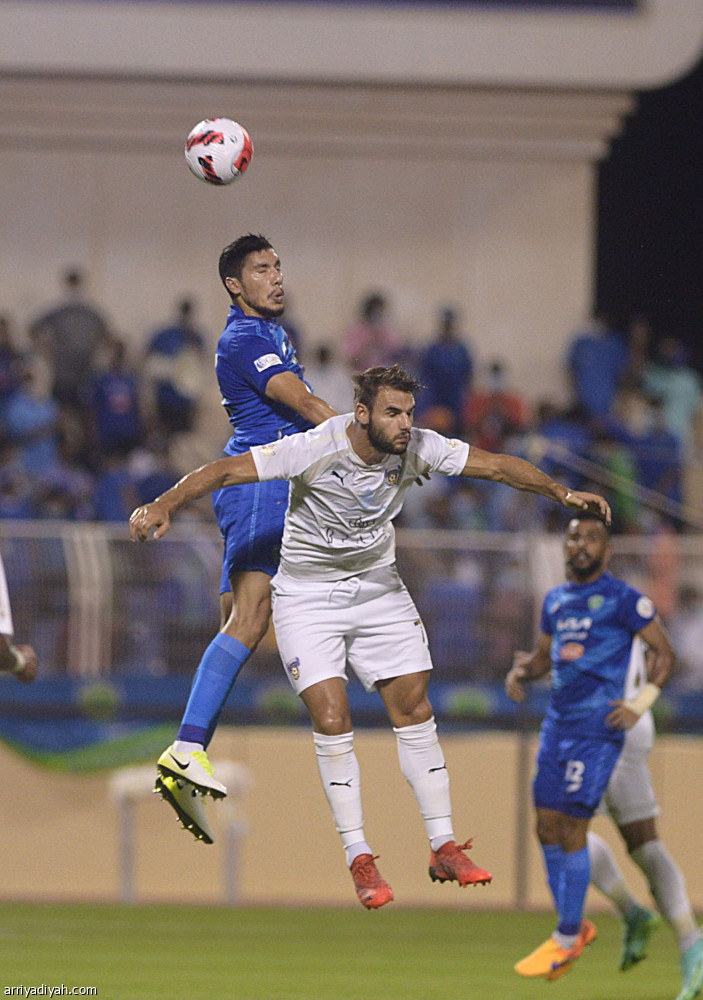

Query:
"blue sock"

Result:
[[177, 633, 250, 748], [556, 845, 591, 937], [541, 843, 564, 909]]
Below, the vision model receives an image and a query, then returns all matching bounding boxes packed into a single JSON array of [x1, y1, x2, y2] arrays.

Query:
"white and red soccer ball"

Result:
[[184, 117, 253, 186]]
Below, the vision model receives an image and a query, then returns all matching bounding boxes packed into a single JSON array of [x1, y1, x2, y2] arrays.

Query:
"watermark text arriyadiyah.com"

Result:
[[4, 988, 97, 997]]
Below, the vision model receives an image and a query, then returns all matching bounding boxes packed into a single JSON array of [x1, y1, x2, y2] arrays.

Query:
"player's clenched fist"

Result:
[[129, 501, 172, 542]]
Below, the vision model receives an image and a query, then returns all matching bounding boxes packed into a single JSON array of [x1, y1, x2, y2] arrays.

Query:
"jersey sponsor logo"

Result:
[[560, 642, 585, 661], [331, 469, 346, 484], [349, 516, 375, 528], [636, 595, 655, 619], [385, 465, 402, 485], [556, 616, 592, 632], [253, 352, 282, 372], [588, 594, 605, 611], [286, 656, 301, 680]]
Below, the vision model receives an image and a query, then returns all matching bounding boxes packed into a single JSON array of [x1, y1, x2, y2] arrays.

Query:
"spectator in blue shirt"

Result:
[[418, 306, 473, 435], [567, 313, 630, 419], [86, 338, 143, 457]]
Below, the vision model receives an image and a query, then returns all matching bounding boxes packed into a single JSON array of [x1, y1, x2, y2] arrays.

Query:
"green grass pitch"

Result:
[[0, 903, 686, 1000]]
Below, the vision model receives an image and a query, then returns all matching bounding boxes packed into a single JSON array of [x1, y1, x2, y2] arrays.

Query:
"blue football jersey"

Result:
[[216, 305, 313, 454], [540, 571, 656, 738]]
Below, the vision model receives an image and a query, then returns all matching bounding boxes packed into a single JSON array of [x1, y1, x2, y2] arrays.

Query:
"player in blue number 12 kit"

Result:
[[153, 234, 336, 842], [506, 511, 674, 982]]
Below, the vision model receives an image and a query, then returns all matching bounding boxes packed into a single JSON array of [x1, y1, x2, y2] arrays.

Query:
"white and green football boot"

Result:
[[154, 774, 215, 844], [621, 905, 661, 971], [157, 743, 227, 798], [676, 937, 703, 1000]]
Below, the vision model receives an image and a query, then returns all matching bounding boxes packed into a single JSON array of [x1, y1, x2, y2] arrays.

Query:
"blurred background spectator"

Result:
[[302, 344, 353, 414], [642, 337, 703, 459], [0, 315, 24, 415], [144, 297, 207, 435], [462, 359, 528, 453], [341, 291, 403, 371], [417, 305, 473, 436], [566, 311, 629, 420], [85, 337, 143, 461], [667, 584, 703, 691], [29, 267, 110, 414]]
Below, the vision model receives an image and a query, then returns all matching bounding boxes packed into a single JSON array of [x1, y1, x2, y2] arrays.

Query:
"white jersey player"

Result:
[[130, 364, 610, 908]]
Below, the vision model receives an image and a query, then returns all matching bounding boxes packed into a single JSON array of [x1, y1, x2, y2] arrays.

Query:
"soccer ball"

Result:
[[184, 117, 253, 186]]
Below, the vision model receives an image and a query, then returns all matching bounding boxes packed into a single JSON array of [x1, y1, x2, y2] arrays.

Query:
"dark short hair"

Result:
[[218, 234, 275, 300], [567, 510, 611, 538], [361, 292, 386, 321], [352, 364, 424, 410]]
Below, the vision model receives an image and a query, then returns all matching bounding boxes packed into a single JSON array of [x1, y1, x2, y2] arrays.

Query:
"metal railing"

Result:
[[2, 520, 703, 693]]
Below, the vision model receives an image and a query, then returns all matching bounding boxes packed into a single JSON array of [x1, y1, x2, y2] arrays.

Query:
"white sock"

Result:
[[394, 717, 454, 845], [553, 930, 579, 950], [587, 831, 638, 916], [313, 731, 367, 862], [173, 740, 203, 754], [632, 839, 699, 951], [345, 841, 374, 866]]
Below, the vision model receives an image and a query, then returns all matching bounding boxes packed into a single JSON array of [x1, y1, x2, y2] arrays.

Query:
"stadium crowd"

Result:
[[2, 270, 703, 694], [0, 274, 701, 536]]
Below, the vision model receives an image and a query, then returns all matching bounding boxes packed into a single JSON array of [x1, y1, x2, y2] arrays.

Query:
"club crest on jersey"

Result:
[[286, 657, 300, 680], [588, 594, 605, 611], [385, 466, 402, 485], [636, 595, 655, 619]]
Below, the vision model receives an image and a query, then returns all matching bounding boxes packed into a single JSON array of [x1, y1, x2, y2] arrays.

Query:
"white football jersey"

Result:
[[624, 634, 648, 700], [251, 413, 469, 581], [623, 634, 655, 741]]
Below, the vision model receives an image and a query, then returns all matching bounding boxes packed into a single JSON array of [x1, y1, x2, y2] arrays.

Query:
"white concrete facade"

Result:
[[0, 1, 701, 447]]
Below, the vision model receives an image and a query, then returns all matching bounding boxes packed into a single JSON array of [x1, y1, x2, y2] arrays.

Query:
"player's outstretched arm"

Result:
[[266, 371, 337, 424], [129, 452, 260, 541], [0, 636, 37, 683], [461, 446, 611, 524], [505, 635, 552, 702]]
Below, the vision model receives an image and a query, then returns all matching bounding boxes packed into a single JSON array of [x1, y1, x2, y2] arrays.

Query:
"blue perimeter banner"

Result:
[[0, 675, 699, 772]]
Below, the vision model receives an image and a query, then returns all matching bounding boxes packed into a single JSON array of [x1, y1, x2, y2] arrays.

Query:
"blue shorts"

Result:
[[533, 724, 624, 819], [212, 479, 289, 594]]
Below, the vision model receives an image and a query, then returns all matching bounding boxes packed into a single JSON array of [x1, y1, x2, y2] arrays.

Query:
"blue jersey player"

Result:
[[506, 511, 673, 982], [151, 234, 336, 842]]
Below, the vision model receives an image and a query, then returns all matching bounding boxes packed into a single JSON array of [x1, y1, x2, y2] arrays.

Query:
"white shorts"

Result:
[[270, 564, 432, 695], [599, 710, 659, 826]]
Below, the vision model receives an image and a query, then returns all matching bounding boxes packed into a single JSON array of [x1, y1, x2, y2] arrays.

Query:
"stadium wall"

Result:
[[0, 75, 629, 445], [1, 726, 701, 910], [1, 3, 701, 451]]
